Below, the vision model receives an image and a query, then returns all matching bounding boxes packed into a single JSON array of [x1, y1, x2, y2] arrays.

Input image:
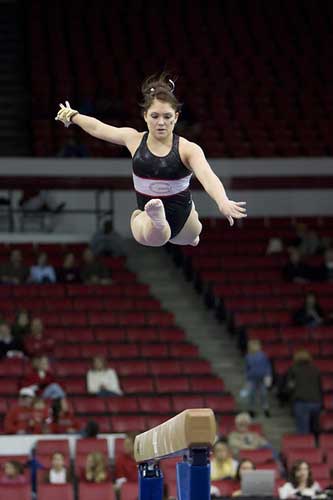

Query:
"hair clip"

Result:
[[168, 79, 175, 92]]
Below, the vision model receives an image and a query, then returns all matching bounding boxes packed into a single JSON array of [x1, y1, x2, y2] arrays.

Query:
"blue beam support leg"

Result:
[[176, 448, 211, 500], [138, 463, 164, 500]]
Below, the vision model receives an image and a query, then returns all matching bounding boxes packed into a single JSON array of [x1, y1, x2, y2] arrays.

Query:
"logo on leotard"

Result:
[[150, 182, 172, 194]]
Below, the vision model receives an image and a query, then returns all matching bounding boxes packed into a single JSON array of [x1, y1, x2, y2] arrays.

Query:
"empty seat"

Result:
[[0, 484, 31, 500], [120, 482, 138, 500], [78, 482, 116, 500], [36, 439, 70, 461], [38, 484, 74, 500], [238, 448, 274, 464], [76, 438, 108, 457], [110, 415, 146, 433]]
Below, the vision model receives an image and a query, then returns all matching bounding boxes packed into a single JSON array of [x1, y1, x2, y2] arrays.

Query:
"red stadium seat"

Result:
[[172, 395, 205, 413], [78, 482, 115, 500], [320, 414, 333, 432], [76, 438, 108, 457], [281, 434, 315, 452], [36, 439, 70, 460], [285, 448, 323, 467], [38, 484, 74, 500], [205, 395, 236, 413], [111, 415, 146, 433], [121, 377, 154, 394], [106, 397, 139, 414], [238, 448, 274, 464], [120, 482, 138, 500], [139, 397, 172, 414], [73, 397, 106, 414], [0, 484, 31, 500], [190, 376, 224, 392], [155, 377, 189, 393]]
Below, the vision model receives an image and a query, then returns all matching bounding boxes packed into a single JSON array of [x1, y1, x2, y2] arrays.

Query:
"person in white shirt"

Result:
[[29, 252, 56, 284], [279, 460, 321, 499], [46, 452, 70, 484], [86, 356, 122, 396]]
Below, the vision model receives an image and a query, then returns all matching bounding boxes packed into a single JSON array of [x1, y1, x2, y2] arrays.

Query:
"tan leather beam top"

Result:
[[134, 408, 216, 463]]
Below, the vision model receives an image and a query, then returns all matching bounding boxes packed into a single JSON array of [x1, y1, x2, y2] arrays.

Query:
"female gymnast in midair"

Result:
[[55, 74, 247, 247]]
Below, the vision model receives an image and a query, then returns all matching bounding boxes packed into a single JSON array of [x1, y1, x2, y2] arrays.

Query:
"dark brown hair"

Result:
[[289, 460, 314, 488], [235, 459, 255, 481], [140, 72, 182, 114]]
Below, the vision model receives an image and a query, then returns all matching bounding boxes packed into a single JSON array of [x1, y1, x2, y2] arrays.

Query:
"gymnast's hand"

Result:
[[219, 199, 247, 226], [55, 100, 79, 128]]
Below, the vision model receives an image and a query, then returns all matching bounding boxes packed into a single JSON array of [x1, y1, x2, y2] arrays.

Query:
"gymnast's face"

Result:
[[144, 99, 178, 140]]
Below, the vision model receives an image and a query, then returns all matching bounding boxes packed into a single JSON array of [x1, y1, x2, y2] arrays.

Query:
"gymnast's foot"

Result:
[[145, 199, 167, 230]]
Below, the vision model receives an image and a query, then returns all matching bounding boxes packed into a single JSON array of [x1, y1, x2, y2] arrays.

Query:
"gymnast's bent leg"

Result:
[[130, 199, 171, 247], [169, 204, 202, 247]]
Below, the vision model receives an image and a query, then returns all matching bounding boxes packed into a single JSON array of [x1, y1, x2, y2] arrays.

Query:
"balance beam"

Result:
[[134, 409, 216, 463]]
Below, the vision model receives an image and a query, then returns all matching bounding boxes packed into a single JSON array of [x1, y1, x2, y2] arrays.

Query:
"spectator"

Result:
[[286, 350, 322, 434], [30, 397, 52, 434], [19, 190, 65, 214], [11, 309, 30, 350], [44, 452, 72, 484], [22, 356, 65, 400], [90, 220, 125, 257], [87, 356, 122, 396], [266, 237, 284, 255], [114, 433, 138, 489], [29, 252, 56, 284], [84, 452, 108, 483], [292, 223, 321, 257], [51, 398, 77, 434], [0, 460, 27, 484], [283, 247, 311, 283], [244, 339, 272, 418], [317, 248, 333, 282], [279, 460, 321, 499], [228, 413, 268, 457], [0, 321, 22, 358], [231, 459, 256, 497], [0, 249, 29, 284], [80, 248, 112, 285], [57, 252, 81, 283], [57, 130, 89, 158], [210, 438, 238, 481], [81, 420, 99, 438], [293, 291, 324, 327], [23, 317, 54, 357], [4, 387, 35, 434]]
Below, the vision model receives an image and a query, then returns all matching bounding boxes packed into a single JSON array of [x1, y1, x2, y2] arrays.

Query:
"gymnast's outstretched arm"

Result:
[[185, 141, 247, 226], [55, 100, 139, 146]]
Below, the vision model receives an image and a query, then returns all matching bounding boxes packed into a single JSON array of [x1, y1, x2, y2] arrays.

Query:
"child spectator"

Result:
[[22, 356, 65, 400], [0, 249, 29, 284], [279, 460, 321, 499], [30, 397, 52, 434], [51, 398, 77, 434], [210, 438, 238, 481], [44, 452, 71, 484], [293, 291, 324, 327], [11, 309, 30, 350], [244, 340, 272, 418], [0, 322, 22, 358], [4, 387, 35, 434], [23, 317, 54, 357], [114, 433, 138, 489], [86, 356, 122, 396], [84, 452, 108, 483], [80, 248, 111, 285], [0, 460, 27, 484], [286, 350, 322, 434], [57, 252, 81, 283], [228, 413, 268, 457], [29, 252, 56, 284]]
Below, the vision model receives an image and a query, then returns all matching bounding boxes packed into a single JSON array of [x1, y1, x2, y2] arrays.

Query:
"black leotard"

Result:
[[132, 132, 193, 238]]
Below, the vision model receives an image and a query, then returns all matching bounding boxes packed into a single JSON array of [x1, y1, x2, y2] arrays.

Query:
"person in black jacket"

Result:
[[287, 349, 322, 434], [293, 291, 324, 327]]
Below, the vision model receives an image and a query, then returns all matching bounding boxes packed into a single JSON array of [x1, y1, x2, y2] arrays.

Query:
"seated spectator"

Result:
[[279, 460, 321, 499], [292, 223, 321, 257], [80, 248, 111, 285], [0, 460, 27, 484], [210, 438, 238, 481], [283, 247, 312, 283], [84, 452, 108, 483], [87, 356, 122, 396], [293, 291, 324, 327], [23, 317, 54, 357], [286, 349, 322, 434], [231, 459, 256, 497], [0, 321, 23, 358], [19, 189, 65, 214], [57, 252, 81, 283], [114, 433, 137, 489], [81, 420, 99, 438], [317, 248, 333, 282], [30, 397, 52, 434], [4, 387, 35, 434], [0, 249, 29, 284], [90, 220, 125, 257], [22, 355, 65, 400], [11, 309, 30, 350], [51, 398, 78, 434], [29, 252, 56, 284], [266, 237, 284, 255], [228, 413, 267, 457], [44, 452, 72, 484], [244, 339, 272, 418]]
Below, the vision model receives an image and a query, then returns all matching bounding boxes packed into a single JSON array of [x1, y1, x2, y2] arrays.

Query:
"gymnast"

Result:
[[55, 73, 247, 247]]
